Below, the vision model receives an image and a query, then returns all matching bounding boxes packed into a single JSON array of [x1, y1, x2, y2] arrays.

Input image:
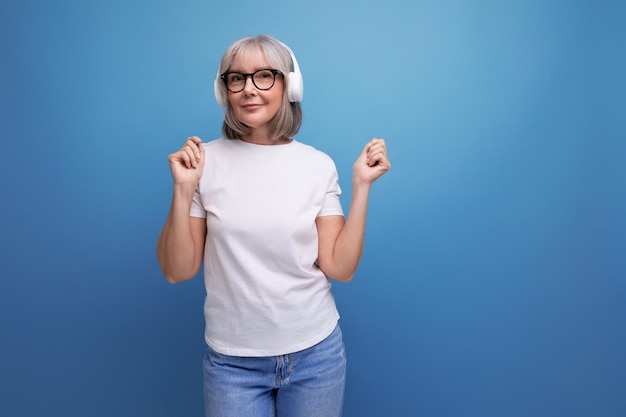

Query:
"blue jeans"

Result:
[[203, 324, 346, 417]]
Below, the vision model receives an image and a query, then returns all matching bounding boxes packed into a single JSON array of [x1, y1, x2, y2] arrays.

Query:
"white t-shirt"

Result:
[[190, 138, 344, 356]]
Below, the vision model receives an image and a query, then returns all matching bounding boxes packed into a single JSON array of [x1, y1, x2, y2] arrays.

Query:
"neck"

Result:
[[241, 129, 290, 146]]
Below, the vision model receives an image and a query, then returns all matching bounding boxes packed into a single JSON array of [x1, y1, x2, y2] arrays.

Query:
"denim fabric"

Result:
[[203, 324, 346, 417]]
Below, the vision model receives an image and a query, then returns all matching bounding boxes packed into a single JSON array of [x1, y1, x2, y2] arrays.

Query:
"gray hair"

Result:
[[217, 34, 303, 141]]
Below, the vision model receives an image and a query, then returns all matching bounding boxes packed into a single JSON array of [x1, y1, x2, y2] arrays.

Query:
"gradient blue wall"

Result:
[[1, 0, 624, 416]]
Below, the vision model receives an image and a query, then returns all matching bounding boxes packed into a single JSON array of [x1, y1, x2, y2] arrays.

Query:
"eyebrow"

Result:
[[227, 67, 272, 73]]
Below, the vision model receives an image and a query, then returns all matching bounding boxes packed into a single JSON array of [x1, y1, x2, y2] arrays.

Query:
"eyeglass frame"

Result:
[[220, 69, 282, 93]]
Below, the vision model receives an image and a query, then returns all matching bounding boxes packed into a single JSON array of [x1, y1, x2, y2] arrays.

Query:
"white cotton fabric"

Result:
[[190, 138, 344, 356]]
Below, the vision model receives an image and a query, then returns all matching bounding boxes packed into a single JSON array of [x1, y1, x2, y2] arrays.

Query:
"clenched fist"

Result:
[[353, 138, 391, 186], [168, 136, 205, 186]]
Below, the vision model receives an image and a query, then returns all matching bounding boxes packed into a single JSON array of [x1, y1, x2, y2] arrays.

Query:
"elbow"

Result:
[[162, 270, 196, 284], [158, 258, 199, 284], [318, 260, 356, 283], [332, 272, 355, 283], [321, 265, 355, 283], [156, 250, 201, 284], [164, 274, 184, 284]]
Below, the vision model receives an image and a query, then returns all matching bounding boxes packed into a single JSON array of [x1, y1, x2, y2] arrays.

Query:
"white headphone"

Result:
[[214, 41, 303, 107]]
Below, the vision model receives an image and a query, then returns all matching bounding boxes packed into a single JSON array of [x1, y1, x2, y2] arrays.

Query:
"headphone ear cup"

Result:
[[214, 77, 226, 107], [288, 71, 303, 103]]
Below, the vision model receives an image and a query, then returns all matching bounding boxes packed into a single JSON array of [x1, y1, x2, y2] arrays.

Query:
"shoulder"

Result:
[[201, 138, 234, 160], [202, 137, 227, 150], [291, 141, 336, 167]]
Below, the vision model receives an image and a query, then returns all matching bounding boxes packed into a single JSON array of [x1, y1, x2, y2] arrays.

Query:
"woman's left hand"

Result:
[[353, 138, 391, 185]]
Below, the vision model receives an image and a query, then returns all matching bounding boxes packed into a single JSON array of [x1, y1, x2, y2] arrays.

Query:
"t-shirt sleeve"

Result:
[[317, 163, 344, 217], [190, 186, 207, 218]]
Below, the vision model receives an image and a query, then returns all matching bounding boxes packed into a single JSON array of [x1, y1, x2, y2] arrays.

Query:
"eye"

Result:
[[228, 73, 244, 83], [256, 70, 273, 79]]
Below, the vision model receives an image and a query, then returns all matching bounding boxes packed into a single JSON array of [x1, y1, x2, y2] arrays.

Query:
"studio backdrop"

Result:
[[1, 1, 624, 416]]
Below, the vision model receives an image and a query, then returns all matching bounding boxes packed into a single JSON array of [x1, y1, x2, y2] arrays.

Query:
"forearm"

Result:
[[156, 184, 203, 283], [329, 181, 371, 281]]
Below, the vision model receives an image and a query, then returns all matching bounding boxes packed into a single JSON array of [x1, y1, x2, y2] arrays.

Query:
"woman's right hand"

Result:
[[168, 136, 205, 185]]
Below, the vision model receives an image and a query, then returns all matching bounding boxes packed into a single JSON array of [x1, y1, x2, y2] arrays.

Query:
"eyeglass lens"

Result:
[[225, 70, 277, 92]]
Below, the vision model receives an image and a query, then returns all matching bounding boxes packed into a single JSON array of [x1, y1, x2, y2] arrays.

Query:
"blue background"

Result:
[[1, 0, 625, 416]]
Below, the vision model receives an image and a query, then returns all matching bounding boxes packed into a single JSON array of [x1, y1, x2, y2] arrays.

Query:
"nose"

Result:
[[242, 75, 257, 94]]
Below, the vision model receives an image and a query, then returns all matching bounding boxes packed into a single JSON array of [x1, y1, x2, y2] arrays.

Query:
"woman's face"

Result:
[[227, 49, 284, 136]]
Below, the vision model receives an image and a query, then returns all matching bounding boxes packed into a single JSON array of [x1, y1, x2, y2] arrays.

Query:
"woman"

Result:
[[156, 34, 390, 417]]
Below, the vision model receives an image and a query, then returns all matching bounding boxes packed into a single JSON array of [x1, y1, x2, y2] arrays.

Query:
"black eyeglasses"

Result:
[[220, 69, 282, 93]]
